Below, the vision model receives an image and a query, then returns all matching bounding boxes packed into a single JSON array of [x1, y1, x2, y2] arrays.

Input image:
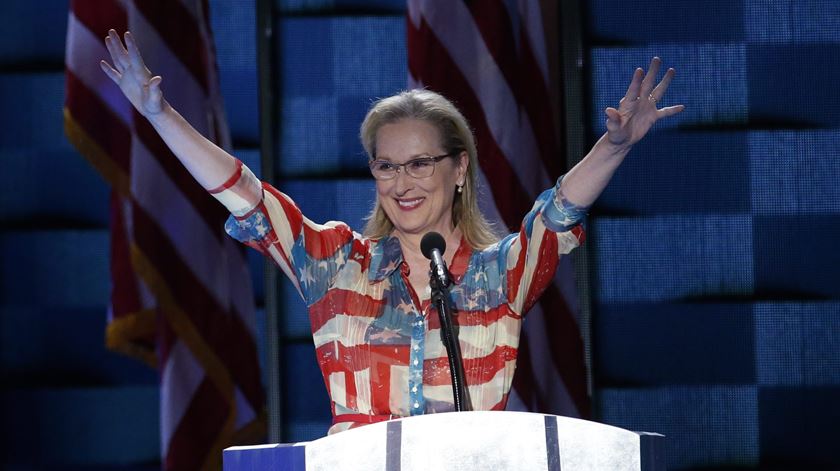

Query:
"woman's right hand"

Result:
[[100, 29, 165, 117]]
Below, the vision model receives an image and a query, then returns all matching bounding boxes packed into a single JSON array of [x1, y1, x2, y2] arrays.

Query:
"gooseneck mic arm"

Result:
[[420, 232, 471, 412]]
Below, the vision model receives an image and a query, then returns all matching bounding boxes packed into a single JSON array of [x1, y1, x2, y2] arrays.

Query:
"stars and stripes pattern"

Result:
[[216, 158, 583, 435], [406, 0, 590, 418], [64, 1, 265, 469]]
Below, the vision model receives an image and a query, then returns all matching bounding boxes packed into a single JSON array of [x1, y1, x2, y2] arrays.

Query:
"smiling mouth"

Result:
[[396, 197, 425, 210]]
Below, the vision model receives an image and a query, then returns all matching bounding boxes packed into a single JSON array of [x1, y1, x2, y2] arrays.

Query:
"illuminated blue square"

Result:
[[599, 386, 759, 469], [749, 131, 840, 215], [595, 215, 754, 302]]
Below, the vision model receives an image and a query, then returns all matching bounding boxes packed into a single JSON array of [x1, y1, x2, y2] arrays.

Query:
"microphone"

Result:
[[421, 232, 450, 288]]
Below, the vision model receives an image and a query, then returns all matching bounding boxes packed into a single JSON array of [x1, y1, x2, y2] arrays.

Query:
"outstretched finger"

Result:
[[105, 30, 129, 71], [100, 60, 121, 83], [621, 68, 644, 104], [657, 104, 685, 118], [650, 68, 676, 102], [124, 31, 147, 73], [639, 57, 661, 97]]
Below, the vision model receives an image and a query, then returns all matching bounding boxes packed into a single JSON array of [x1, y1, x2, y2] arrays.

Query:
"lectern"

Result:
[[224, 411, 665, 470]]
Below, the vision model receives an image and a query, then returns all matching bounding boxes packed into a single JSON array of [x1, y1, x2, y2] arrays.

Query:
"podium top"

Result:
[[224, 411, 664, 471]]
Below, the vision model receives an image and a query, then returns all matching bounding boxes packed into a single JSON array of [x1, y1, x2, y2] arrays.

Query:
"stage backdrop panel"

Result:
[[588, 0, 840, 469]]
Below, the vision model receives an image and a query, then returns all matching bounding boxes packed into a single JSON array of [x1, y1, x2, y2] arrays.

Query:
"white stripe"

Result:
[[413, 0, 552, 197], [425, 316, 522, 359], [65, 13, 133, 125], [353, 369, 372, 414], [262, 190, 300, 261], [313, 314, 377, 348], [329, 371, 347, 407], [160, 341, 205, 453], [261, 191, 303, 295], [389, 364, 410, 414]]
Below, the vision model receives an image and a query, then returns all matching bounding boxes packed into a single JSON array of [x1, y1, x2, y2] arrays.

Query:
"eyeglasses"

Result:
[[368, 153, 456, 180]]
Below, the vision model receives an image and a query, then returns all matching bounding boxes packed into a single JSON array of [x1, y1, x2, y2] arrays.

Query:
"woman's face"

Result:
[[373, 118, 467, 239]]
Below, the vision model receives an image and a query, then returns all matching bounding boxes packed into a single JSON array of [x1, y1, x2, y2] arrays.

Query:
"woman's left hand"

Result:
[[605, 57, 685, 149]]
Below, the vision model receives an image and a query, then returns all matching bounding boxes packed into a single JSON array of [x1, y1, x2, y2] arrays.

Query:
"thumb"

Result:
[[605, 107, 621, 122]]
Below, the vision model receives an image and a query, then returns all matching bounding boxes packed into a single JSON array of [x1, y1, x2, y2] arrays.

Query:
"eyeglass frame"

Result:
[[367, 152, 459, 180]]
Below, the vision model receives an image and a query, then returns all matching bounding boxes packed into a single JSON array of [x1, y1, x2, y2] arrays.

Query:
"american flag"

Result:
[[407, 0, 589, 418], [64, 1, 265, 469]]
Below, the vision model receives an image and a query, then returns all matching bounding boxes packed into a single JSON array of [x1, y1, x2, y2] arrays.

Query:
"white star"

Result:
[[300, 264, 316, 286]]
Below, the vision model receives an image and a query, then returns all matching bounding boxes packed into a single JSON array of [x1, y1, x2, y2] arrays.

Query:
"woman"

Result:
[[101, 30, 683, 435]]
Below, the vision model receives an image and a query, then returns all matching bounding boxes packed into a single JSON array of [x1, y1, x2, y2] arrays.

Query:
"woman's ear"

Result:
[[457, 151, 469, 185]]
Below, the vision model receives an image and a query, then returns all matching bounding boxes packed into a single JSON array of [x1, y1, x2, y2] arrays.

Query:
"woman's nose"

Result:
[[393, 169, 412, 194]]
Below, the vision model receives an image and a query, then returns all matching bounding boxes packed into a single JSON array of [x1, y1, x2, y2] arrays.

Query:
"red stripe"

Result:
[[506, 226, 529, 303], [344, 371, 358, 410], [309, 288, 387, 333], [369, 348, 394, 413], [426, 303, 519, 331], [208, 159, 243, 194], [132, 201, 265, 411], [109, 194, 145, 318], [537, 284, 590, 417], [65, 71, 131, 176], [302, 222, 355, 260], [522, 229, 560, 313], [132, 110, 229, 240], [164, 377, 227, 471], [423, 345, 518, 386], [133, 0, 210, 92], [71, 0, 126, 39], [408, 16, 534, 230]]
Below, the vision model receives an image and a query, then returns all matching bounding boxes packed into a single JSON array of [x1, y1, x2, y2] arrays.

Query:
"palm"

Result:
[[100, 30, 164, 117], [605, 57, 684, 148]]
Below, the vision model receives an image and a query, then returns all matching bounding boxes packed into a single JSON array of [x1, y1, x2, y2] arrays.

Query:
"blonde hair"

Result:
[[360, 89, 499, 249]]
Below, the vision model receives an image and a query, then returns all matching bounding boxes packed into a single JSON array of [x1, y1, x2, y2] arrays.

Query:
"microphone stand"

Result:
[[428, 267, 471, 412]]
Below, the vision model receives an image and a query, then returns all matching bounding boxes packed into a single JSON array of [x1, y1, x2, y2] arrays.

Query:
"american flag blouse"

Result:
[[211, 160, 585, 435]]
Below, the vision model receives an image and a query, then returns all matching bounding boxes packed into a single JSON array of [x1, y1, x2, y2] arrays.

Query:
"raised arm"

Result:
[[100, 30, 238, 191], [560, 57, 685, 207]]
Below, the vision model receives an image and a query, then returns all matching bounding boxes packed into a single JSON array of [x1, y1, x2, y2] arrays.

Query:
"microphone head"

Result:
[[420, 232, 446, 260]]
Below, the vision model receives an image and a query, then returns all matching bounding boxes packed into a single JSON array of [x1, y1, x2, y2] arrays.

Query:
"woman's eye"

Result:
[[409, 159, 433, 169], [374, 162, 394, 171]]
